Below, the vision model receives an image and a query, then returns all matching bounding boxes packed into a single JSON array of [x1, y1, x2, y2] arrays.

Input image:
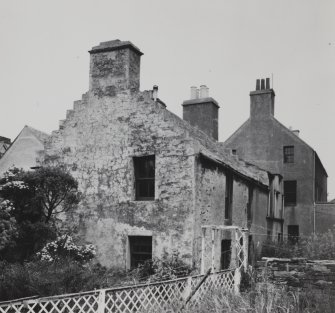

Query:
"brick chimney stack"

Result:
[[250, 77, 275, 120], [89, 40, 143, 97], [182, 86, 219, 140]]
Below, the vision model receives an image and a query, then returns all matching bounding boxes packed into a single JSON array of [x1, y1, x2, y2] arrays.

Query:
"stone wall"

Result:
[[257, 258, 335, 290], [39, 40, 272, 270], [43, 90, 197, 268], [315, 203, 335, 233]]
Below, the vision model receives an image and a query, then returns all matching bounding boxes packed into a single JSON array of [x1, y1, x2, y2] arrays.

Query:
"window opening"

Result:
[[288, 225, 299, 244], [221, 239, 231, 270], [225, 172, 233, 220], [134, 155, 155, 200], [129, 236, 152, 269], [284, 180, 297, 206], [283, 146, 294, 163]]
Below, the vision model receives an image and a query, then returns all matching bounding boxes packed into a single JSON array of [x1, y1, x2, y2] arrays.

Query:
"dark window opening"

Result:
[[247, 185, 253, 221], [129, 236, 152, 269], [277, 233, 283, 243], [283, 146, 294, 163], [284, 180, 297, 206], [221, 239, 231, 270], [232, 149, 237, 155], [288, 225, 299, 244], [225, 172, 233, 220], [134, 155, 155, 200]]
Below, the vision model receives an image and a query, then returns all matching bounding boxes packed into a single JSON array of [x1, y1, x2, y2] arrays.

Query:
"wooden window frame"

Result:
[[283, 146, 294, 163], [134, 155, 155, 201], [128, 236, 152, 269]]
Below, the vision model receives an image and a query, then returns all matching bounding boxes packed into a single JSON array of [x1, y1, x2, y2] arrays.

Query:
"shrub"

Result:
[[131, 251, 193, 283], [36, 235, 96, 263]]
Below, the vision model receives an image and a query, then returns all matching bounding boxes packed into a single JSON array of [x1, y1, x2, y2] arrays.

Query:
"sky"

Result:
[[0, 0, 334, 198]]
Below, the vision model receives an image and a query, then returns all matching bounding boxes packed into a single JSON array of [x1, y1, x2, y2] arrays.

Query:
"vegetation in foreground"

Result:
[[182, 285, 335, 313]]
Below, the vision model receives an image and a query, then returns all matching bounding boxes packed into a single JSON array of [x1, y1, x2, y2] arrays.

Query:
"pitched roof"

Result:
[[153, 94, 270, 187], [1, 125, 49, 159], [222, 115, 328, 177]]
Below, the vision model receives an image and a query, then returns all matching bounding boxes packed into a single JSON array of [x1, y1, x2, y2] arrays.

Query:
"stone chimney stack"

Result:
[[250, 77, 275, 120], [89, 40, 143, 97], [182, 86, 219, 140]]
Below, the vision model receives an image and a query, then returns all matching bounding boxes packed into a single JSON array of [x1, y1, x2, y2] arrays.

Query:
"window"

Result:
[[284, 180, 297, 206], [129, 236, 152, 269], [283, 146, 294, 163], [288, 225, 299, 244], [247, 185, 253, 221], [221, 240, 231, 270], [225, 172, 233, 220], [232, 149, 237, 155], [277, 233, 283, 243], [134, 155, 155, 200]]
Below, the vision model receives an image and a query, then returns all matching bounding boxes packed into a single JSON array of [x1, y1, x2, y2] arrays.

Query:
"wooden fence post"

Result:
[[98, 289, 105, 313], [234, 268, 241, 294], [242, 228, 249, 272], [201, 227, 206, 275]]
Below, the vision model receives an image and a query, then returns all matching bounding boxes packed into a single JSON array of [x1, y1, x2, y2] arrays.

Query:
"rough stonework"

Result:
[[35, 40, 283, 269], [257, 258, 335, 290]]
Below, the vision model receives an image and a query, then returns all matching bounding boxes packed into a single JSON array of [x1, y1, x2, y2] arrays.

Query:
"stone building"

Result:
[[0, 126, 49, 175], [29, 40, 286, 269], [0, 136, 11, 159], [222, 79, 329, 238]]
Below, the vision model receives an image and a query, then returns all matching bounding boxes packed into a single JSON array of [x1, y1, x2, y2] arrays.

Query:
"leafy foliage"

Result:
[[36, 235, 96, 263], [0, 200, 18, 251], [131, 251, 193, 282], [0, 166, 80, 262]]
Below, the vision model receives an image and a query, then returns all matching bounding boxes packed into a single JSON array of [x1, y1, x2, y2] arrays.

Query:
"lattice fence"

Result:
[[0, 268, 238, 313]]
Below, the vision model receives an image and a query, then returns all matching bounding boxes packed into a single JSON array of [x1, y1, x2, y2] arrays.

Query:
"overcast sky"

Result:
[[1, 0, 334, 198]]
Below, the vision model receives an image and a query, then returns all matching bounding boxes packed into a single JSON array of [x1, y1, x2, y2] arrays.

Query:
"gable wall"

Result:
[[42, 90, 198, 268], [224, 117, 316, 236], [0, 128, 44, 175]]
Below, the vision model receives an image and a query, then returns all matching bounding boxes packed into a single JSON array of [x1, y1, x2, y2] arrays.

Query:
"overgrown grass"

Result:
[[261, 226, 335, 259], [181, 285, 335, 313]]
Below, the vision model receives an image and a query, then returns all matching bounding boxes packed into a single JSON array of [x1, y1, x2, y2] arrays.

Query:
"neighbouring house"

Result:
[[222, 78, 330, 239], [22, 39, 284, 270], [0, 136, 11, 159], [0, 125, 49, 175]]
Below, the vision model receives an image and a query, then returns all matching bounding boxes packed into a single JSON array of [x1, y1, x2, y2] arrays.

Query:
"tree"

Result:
[[0, 166, 80, 261]]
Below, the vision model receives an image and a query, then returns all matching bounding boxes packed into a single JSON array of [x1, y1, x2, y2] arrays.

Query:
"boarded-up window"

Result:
[[221, 239, 231, 270], [134, 155, 155, 200], [129, 236, 152, 269], [284, 180, 297, 206], [283, 146, 294, 163], [288, 225, 299, 243]]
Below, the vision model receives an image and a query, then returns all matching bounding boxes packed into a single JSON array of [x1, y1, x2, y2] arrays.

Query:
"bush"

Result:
[[0, 260, 129, 301], [36, 235, 96, 263], [130, 251, 193, 283]]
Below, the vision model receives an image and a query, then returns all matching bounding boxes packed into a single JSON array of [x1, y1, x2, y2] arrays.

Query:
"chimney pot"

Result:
[[266, 78, 270, 89], [153, 85, 158, 101], [190, 86, 197, 100], [256, 79, 260, 90], [261, 79, 265, 90], [199, 85, 209, 98]]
